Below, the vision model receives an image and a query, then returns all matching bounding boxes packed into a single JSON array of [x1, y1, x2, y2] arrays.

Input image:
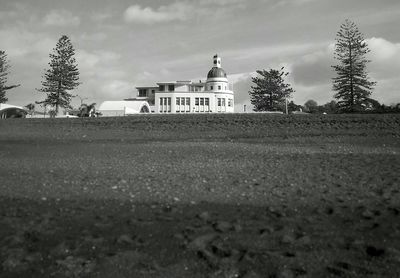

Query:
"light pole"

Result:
[[285, 96, 288, 114]]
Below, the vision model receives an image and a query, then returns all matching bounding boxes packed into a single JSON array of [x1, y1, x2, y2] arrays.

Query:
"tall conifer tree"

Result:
[[0, 50, 20, 103], [38, 35, 80, 114], [332, 19, 376, 112], [249, 67, 294, 112]]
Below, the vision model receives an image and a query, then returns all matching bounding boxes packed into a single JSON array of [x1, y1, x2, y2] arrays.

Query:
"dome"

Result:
[[207, 67, 227, 79]]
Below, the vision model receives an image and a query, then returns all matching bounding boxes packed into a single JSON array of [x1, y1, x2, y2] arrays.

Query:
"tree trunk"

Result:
[[349, 38, 354, 111]]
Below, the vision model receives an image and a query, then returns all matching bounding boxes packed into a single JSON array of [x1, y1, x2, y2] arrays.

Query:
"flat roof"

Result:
[[135, 86, 159, 89]]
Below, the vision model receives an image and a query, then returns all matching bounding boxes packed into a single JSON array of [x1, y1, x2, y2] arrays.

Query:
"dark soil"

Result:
[[0, 114, 400, 277]]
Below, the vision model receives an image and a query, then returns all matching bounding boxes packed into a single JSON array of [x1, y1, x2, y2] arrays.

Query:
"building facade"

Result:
[[137, 55, 234, 114]]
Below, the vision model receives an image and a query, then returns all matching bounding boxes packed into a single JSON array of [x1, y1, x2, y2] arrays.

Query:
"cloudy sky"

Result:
[[1, 0, 400, 111]]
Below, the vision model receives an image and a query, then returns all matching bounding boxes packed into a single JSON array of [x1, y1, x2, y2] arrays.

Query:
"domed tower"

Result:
[[206, 54, 229, 92]]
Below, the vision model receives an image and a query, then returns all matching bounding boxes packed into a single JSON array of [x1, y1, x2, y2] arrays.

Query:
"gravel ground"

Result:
[[0, 114, 400, 277]]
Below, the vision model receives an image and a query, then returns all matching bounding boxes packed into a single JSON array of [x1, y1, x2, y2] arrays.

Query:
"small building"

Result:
[[97, 100, 151, 117], [0, 104, 27, 119], [136, 55, 234, 114]]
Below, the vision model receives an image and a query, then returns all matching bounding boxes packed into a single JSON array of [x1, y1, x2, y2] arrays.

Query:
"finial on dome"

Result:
[[213, 54, 221, 68]]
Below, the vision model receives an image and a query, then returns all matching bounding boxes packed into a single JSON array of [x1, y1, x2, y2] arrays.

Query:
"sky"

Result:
[[1, 0, 400, 111]]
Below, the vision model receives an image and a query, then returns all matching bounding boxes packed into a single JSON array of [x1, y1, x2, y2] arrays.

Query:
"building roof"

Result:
[[135, 86, 159, 89], [98, 101, 150, 113], [0, 104, 25, 111], [207, 67, 227, 79]]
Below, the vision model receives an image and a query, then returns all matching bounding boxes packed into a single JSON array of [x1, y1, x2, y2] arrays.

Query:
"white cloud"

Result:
[[368, 37, 400, 80], [79, 32, 107, 43], [123, 3, 191, 24], [91, 12, 113, 23], [198, 0, 245, 5], [43, 10, 80, 27], [291, 43, 335, 86]]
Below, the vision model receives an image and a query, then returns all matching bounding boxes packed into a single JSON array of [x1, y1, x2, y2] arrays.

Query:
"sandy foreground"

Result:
[[0, 114, 399, 277]]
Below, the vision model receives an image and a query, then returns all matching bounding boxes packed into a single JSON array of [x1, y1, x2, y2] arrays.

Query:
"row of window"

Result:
[[155, 84, 229, 93], [208, 85, 227, 91], [194, 97, 210, 112], [159, 97, 232, 113], [138, 89, 156, 97], [159, 85, 175, 92], [217, 98, 233, 107], [176, 97, 191, 113], [159, 97, 171, 113]]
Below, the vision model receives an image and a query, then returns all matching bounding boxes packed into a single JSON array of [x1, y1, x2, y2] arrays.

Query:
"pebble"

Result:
[[188, 233, 218, 251], [213, 221, 234, 233], [278, 268, 295, 278], [281, 234, 295, 244], [259, 226, 274, 235], [362, 209, 374, 219], [297, 235, 311, 245], [242, 270, 262, 278], [197, 211, 211, 222], [117, 234, 135, 245]]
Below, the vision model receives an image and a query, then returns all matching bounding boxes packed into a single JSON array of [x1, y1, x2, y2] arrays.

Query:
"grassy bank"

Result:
[[0, 114, 399, 277]]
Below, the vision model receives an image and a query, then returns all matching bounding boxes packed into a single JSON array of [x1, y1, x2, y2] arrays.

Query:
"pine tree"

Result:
[[249, 67, 294, 112], [37, 35, 80, 114], [0, 50, 20, 103], [332, 19, 376, 112]]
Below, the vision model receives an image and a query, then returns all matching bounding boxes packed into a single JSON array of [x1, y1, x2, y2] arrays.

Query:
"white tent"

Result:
[[98, 101, 151, 117], [0, 104, 25, 111], [0, 104, 27, 119]]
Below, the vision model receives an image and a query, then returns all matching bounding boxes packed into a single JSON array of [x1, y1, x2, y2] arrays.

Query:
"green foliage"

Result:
[[321, 100, 339, 114], [332, 19, 376, 113], [304, 100, 318, 113], [25, 103, 35, 116], [37, 35, 80, 114], [287, 101, 303, 113], [0, 50, 20, 103], [249, 67, 294, 112], [79, 103, 96, 117]]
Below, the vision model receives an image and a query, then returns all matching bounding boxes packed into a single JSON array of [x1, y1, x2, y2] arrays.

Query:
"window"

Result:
[[159, 97, 171, 113], [205, 98, 210, 112], [168, 85, 175, 92], [195, 98, 199, 112], [218, 85, 221, 90], [151, 90, 155, 94], [210, 86, 213, 90], [138, 89, 146, 97], [186, 98, 190, 112], [200, 98, 204, 106], [159, 85, 165, 91], [217, 98, 221, 106], [176, 98, 180, 112], [228, 99, 233, 107], [222, 98, 226, 107]]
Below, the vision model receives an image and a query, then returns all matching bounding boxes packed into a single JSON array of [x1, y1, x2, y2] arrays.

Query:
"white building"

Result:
[[137, 55, 234, 114], [98, 100, 151, 117]]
